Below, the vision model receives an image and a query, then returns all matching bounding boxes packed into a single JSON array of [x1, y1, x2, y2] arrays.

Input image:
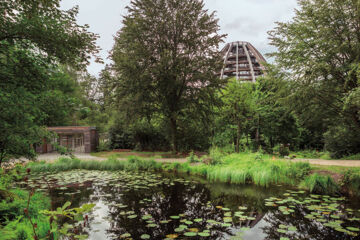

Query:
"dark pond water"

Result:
[[21, 170, 360, 240]]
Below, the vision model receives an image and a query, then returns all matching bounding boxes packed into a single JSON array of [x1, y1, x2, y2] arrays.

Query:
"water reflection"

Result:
[[37, 171, 360, 240]]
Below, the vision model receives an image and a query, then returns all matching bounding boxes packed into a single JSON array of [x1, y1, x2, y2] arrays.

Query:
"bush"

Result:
[[324, 124, 360, 158], [208, 147, 225, 165], [97, 140, 111, 152], [273, 144, 290, 157], [0, 188, 51, 240], [108, 123, 135, 150], [186, 151, 200, 163], [300, 174, 339, 194], [342, 170, 360, 196]]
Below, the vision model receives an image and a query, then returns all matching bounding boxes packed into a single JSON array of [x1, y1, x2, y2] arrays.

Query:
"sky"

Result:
[[60, 0, 299, 76]]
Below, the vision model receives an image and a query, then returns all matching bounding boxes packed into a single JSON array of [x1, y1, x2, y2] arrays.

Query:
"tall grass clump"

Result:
[[342, 170, 360, 196], [300, 174, 339, 194], [29, 156, 162, 173], [187, 153, 311, 187]]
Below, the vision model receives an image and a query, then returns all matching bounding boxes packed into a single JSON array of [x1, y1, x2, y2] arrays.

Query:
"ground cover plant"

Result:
[[0, 165, 96, 240]]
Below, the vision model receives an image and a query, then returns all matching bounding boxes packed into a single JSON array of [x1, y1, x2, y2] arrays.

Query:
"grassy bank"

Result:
[[27, 152, 360, 196], [29, 156, 162, 173], [165, 152, 311, 187]]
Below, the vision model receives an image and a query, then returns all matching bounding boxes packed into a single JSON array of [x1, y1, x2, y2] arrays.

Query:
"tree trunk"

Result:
[[170, 116, 177, 153], [255, 115, 260, 149], [236, 121, 241, 153], [0, 150, 4, 168]]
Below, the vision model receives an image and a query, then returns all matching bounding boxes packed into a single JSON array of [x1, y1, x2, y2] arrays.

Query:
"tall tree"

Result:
[[0, 0, 99, 166], [268, 0, 360, 157], [220, 79, 256, 152], [110, 0, 225, 151]]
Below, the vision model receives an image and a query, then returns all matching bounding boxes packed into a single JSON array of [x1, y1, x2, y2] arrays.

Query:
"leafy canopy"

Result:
[[110, 0, 226, 151]]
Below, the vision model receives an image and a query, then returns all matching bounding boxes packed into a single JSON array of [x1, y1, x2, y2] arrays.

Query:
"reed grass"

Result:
[[166, 152, 312, 188], [300, 174, 339, 194], [29, 156, 162, 173]]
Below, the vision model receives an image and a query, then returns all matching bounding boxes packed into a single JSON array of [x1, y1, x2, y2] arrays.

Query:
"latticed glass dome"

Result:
[[220, 41, 267, 82]]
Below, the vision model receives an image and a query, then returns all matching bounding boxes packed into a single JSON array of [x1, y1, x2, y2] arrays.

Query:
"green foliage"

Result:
[[273, 144, 290, 157], [0, 0, 99, 68], [342, 170, 360, 196], [0, 189, 51, 240], [268, 0, 360, 157], [300, 174, 339, 195], [109, 0, 225, 152], [186, 151, 200, 163], [219, 79, 256, 152], [0, 165, 25, 191], [97, 140, 111, 152], [291, 150, 331, 160], [342, 153, 360, 160], [0, 0, 100, 165], [40, 201, 95, 240], [208, 147, 225, 165], [324, 124, 360, 158], [28, 156, 163, 173], [165, 152, 311, 188]]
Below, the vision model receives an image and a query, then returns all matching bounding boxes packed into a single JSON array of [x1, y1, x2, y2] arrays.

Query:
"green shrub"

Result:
[[300, 174, 339, 194], [324, 124, 360, 158], [341, 153, 360, 160], [273, 144, 290, 157], [97, 140, 111, 152], [342, 170, 360, 196], [208, 147, 225, 165], [187, 151, 200, 163], [0, 188, 51, 240]]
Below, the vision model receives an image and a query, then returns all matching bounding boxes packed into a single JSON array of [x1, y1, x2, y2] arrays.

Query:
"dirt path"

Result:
[[293, 158, 360, 167]]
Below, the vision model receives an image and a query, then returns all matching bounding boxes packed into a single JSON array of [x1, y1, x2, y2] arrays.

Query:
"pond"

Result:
[[20, 170, 360, 240]]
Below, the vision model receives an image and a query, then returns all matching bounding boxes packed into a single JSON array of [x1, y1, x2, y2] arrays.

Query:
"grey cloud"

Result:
[[60, 0, 298, 75]]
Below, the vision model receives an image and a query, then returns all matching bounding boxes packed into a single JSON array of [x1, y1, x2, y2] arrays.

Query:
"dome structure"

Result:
[[220, 41, 266, 82]]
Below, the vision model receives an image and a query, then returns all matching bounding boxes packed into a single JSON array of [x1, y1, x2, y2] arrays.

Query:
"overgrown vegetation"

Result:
[[29, 156, 162, 173], [165, 152, 312, 188], [299, 174, 339, 195], [0, 165, 96, 240]]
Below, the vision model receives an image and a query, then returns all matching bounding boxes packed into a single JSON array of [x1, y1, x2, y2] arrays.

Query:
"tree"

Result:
[[110, 0, 225, 152], [268, 0, 360, 157], [220, 79, 256, 152], [0, 0, 99, 166], [0, 0, 100, 68]]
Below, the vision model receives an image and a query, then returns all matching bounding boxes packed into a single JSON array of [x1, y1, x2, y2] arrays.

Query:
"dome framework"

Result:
[[220, 41, 266, 82]]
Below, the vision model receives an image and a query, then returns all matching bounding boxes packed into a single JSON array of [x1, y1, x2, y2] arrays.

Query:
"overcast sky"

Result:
[[60, 0, 299, 76]]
